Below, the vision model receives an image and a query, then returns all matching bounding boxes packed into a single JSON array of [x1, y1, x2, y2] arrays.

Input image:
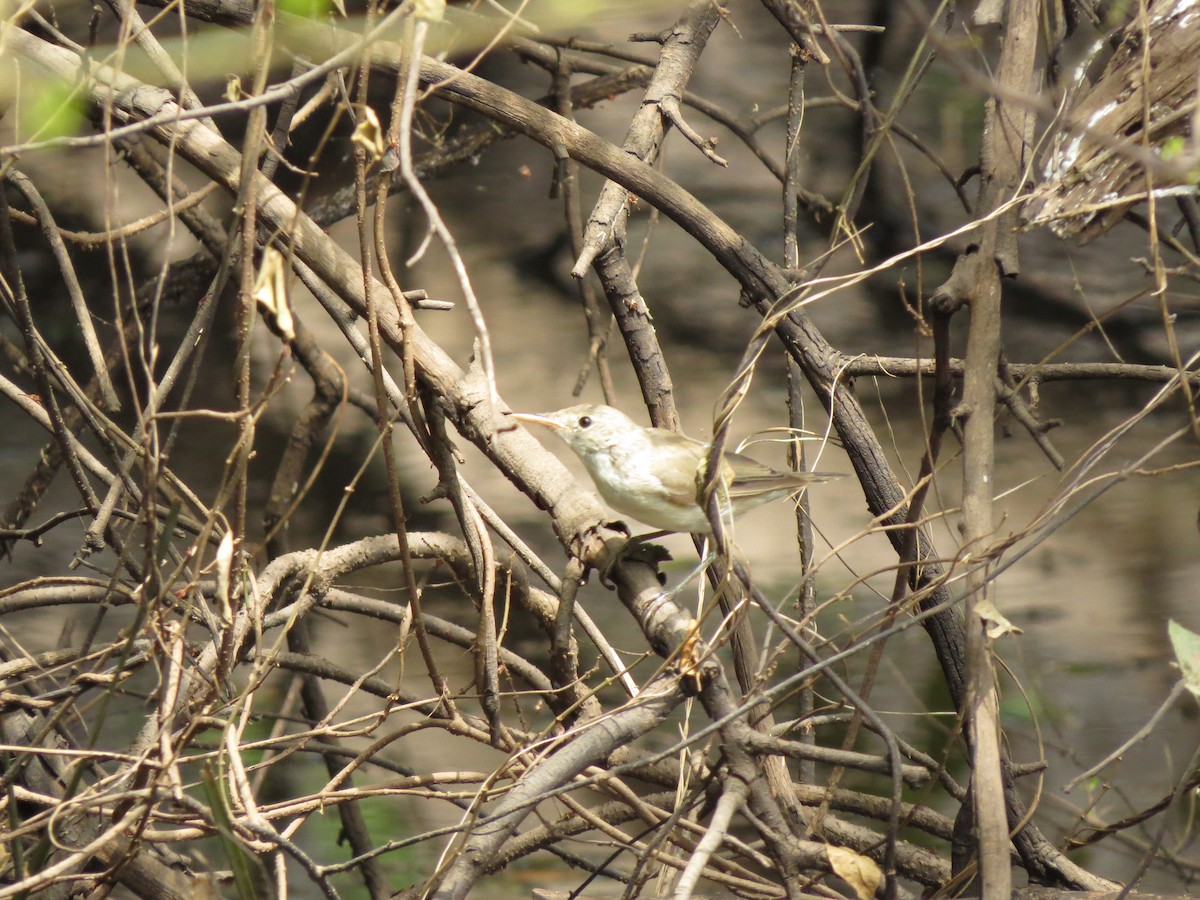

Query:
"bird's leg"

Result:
[[626, 528, 671, 546]]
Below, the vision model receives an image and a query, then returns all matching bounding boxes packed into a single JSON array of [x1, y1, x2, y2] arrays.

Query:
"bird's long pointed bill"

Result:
[[511, 412, 562, 429]]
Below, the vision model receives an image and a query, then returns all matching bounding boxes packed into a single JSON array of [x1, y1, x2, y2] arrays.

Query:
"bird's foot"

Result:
[[598, 529, 673, 588]]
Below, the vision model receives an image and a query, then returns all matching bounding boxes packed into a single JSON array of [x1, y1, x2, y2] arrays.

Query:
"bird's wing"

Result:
[[722, 451, 797, 497], [723, 451, 842, 497], [643, 431, 838, 504], [640, 428, 710, 507]]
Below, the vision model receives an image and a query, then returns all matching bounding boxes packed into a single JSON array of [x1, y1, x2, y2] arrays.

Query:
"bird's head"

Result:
[[511, 404, 639, 462]]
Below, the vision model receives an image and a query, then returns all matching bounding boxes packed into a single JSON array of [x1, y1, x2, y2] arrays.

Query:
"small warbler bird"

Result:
[[513, 404, 836, 534]]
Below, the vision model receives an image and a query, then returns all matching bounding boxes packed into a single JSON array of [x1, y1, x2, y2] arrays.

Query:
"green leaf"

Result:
[[277, 0, 334, 19], [1160, 136, 1187, 161], [200, 763, 268, 900], [1168, 619, 1200, 700], [20, 78, 86, 143]]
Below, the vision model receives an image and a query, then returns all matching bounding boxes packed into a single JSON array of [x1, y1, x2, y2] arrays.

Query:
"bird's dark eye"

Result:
[[578, 416, 592, 428]]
